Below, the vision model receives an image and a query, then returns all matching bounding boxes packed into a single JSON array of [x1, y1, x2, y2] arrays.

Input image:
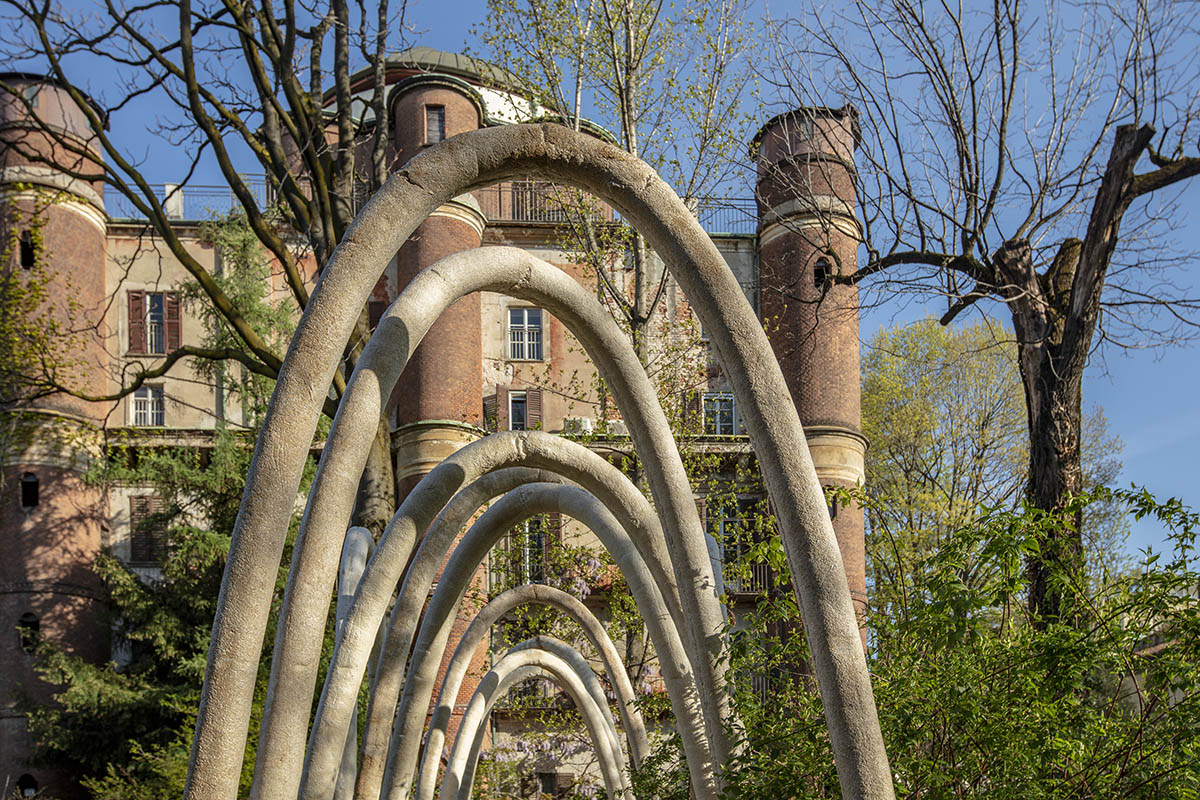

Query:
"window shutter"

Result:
[[130, 495, 167, 564], [526, 389, 542, 429], [165, 292, 182, 351], [482, 393, 498, 433], [128, 290, 146, 354], [496, 385, 510, 431]]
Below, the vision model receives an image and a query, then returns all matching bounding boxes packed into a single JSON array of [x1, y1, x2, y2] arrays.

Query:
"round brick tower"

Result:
[[383, 65, 490, 748], [753, 107, 869, 624], [0, 74, 110, 798], [387, 73, 487, 499]]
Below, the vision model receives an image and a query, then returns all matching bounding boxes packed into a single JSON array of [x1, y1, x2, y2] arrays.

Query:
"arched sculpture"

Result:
[[444, 645, 628, 800], [420, 583, 649, 800], [448, 639, 633, 800], [185, 124, 893, 800]]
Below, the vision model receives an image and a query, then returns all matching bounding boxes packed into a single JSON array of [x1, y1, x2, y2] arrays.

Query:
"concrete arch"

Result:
[[280, 246, 731, 800], [189, 123, 889, 800], [380, 483, 709, 800], [299, 439, 710, 800], [415, 583, 647, 800], [442, 645, 628, 800]]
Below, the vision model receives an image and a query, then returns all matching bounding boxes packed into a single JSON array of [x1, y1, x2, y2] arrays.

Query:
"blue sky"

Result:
[[380, 0, 1200, 558], [49, 0, 1200, 557]]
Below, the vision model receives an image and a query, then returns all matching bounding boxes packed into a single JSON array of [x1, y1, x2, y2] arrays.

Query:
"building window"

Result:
[[20, 472, 38, 509], [708, 497, 770, 595], [17, 774, 37, 798], [19, 230, 35, 268], [129, 494, 168, 565], [702, 392, 735, 435], [485, 386, 542, 431], [508, 307, 543, 360], [17, 613, 39, 653], [516, 517, 546, 584], [509, 391, 527, 431], [814, 257, 831, 289], [425, 105, 446, 144], [128, 290, 181, 355], [133, 386, 165, 426]]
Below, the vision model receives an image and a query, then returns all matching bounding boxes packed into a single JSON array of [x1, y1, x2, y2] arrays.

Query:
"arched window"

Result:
[[814, 258, 831, 289], [17, 773, 37, 797], [17, 613, 39, 653], [21, 472, 38, 509]]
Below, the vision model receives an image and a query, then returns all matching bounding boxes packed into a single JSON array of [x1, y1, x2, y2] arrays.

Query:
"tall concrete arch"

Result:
[[187, 123, 892, 800]]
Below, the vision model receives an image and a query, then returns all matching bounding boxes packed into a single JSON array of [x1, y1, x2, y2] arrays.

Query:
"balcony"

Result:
[[106, 176, 756, 235]]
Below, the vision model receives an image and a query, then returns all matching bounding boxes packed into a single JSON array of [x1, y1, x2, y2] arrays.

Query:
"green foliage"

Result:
[[862, 318, 1129, 616], [715, 489, 1200, 799], [24, 420, 319, 799], [186, 213, 297, 426], [25, 212, 317, 798]]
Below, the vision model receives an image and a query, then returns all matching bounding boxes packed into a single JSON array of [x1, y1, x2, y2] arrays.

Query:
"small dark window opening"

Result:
[[828, 493, 839, 520], [17, 773, 37, 797], [19, 230, 35, 269], [814, 258, 830, 289], [17, 613, 39, 654], [20, 472, 38, 509], [425, 105, 446, 144]]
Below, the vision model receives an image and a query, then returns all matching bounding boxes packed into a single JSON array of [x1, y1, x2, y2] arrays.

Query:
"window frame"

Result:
[[702, 392, 736, 436], [128, 290, 181, 356], [132, 385, 165, 427], [507, 306, 545, 361], [424, 104, 446, 144], [508, 390, 527, 431], [129, 494, 169, 566]]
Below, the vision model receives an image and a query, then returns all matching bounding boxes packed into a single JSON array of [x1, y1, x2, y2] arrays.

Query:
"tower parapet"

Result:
[[754, 106, 868, 622]]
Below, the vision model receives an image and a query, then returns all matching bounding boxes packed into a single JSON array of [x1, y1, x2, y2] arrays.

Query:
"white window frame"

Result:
[[507, 307, 544, 361], [702, 392, 736, 435], [508, 390, 527, 431], [145, 292, 166, 354], [133, 385, 165, 427]]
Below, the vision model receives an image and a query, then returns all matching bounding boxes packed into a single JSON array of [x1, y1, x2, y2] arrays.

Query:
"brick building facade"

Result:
[[0, 49, 865, 798]]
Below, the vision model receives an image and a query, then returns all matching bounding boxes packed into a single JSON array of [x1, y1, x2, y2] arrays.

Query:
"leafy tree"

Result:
[[763, 0, 1200, 622], [719, 489, 1200, 799], [861, 318, 1128, 615], [475, 0, 754, 365], [25, 429, 302, 800], [24, 219, 321, 799]]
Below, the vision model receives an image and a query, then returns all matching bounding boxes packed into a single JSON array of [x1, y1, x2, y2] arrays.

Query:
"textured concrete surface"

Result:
[[188, 123, 891, 800]]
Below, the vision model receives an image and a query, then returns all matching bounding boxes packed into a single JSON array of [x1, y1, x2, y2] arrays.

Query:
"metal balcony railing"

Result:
[[724, 561, 771, 596], [105, 175, 757, 235]]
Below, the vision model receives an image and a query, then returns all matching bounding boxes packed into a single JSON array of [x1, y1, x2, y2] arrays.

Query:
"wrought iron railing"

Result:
[[105, 175, 756, 235], [106, 178, 272, 221], [724, 561, 771, 596]]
